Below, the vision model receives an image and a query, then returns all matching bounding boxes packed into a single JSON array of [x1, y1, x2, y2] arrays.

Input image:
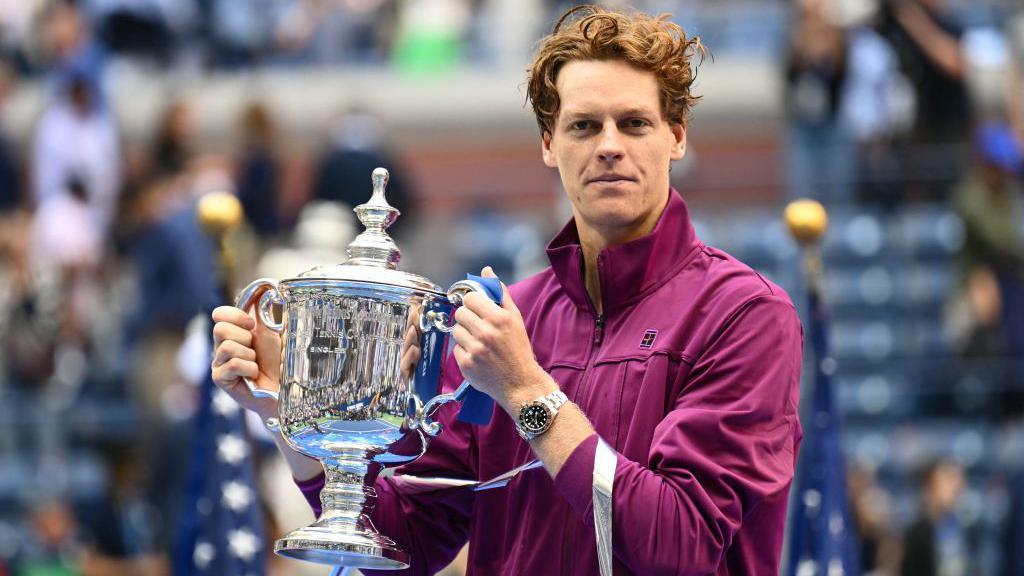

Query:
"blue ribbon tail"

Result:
[[456, 274, 501, 425]]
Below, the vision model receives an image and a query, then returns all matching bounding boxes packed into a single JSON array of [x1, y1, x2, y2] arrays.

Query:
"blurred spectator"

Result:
[[256, 201, 355, 279], [122, 178, 216, 343], [28, 69, 119, 403], [150, 99, 193, 179], [38, 0, 105, 88], [31, 71, 121, 239], [272, 0, 395, 65], [14, 498, 79, 576], [841, 4, 916, 207], [207, 0, 278, 68], [393, 0, 471, 74], [235, 102, 281, 240], [9, 449, 165, 576], [884, 0, 971, 198], [311, 110, 414, 239], [901, 458, 974, 576], [948, 123, 1024, 360], [1007, 9, 1024, 137], [0, 59, 21, 213], [784, 0, 851, 205], [1004, 467, 1024, 576], [0, 0, 45, 76], [74, 441, 165, 576], [849, 464, 901, 576], [88, 0, 197, 66], [32, 176, 102, 273]]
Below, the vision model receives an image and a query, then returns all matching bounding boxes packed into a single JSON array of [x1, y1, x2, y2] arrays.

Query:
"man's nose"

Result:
[[596, 124, 625, 163]]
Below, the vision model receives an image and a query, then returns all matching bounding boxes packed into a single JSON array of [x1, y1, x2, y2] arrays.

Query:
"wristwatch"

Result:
[[515, 390, 568, 440]]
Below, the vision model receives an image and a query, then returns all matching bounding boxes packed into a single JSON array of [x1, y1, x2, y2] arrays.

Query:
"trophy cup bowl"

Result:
[[233, 168, 492, 570]]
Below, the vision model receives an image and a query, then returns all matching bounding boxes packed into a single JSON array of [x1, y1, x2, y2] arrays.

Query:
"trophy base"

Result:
[[274, 523, 410, 570]]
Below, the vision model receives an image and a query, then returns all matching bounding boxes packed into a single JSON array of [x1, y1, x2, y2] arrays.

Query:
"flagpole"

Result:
[[197, 191, 244, 302], [783, 199, 860, 576], [173, 193, 268, 576]]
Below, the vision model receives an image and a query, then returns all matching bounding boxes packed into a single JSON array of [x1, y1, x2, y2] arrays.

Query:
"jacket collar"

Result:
[[545, 188, 700, 314]]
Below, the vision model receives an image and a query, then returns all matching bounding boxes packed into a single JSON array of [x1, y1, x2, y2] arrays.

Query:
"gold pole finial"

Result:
[[784, 199, 829, 247], [197, 191, 244, 237], [197, 191, 244, 300]]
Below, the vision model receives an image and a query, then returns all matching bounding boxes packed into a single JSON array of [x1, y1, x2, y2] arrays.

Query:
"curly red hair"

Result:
[[526, 4, 705, 135]]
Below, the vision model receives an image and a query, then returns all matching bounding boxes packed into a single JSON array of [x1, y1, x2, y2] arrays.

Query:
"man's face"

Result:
[[542, 59, 686, 244]]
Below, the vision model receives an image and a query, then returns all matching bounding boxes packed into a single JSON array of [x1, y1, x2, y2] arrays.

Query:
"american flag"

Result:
[[173, 314, 266, 576], [785, 289, 860, 576]]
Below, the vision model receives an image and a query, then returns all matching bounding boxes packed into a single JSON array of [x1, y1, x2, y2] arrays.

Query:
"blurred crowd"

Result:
[[0, 0, 482, 73], [783, 1, 1024, 575], [0, 2, 433, 570], [0, 0, 1021, 575]]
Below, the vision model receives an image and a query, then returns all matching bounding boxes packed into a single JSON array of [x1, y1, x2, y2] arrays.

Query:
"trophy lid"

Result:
[[293, 168, 443, 294]]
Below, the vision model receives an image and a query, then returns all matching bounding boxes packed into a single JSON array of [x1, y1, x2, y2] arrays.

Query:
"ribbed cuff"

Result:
[[295, 472, 326, 517], [552, 433, 600, 522]]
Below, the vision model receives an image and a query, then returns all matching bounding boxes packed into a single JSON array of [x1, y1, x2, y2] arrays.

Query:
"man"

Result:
[[212, 5, 803, 574]]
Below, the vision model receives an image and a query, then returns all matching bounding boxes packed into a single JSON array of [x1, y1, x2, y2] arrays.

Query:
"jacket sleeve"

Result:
[[552, 295, 804, 575], [295, 353, 479, 576]]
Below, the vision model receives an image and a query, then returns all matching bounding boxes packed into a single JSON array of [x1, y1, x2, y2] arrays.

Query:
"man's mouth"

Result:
[[588, 174, 633, 184]]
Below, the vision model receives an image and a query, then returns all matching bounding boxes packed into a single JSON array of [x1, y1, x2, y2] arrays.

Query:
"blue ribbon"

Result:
[[455, 274, 500, 425], [411, 274, 500, 426]]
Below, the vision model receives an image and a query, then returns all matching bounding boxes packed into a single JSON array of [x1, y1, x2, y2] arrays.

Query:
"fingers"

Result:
[[213, 339, 256, 367], [213, 319, 254, 349], [212, 357, 259, 387], [478, 266, 519, 315], [402, 323, 420, 348], [401, 343, 421, 378], [453, 304, 484, 333], [452, 342, 470, 371], [212, 306, 256, 330], [452, 323, 474, 353]]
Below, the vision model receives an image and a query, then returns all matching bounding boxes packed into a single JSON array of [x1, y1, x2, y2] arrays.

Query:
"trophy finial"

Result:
[[346, 167, 402, 268], [785, 199, 828, 247], [372, 167, 389, 190]]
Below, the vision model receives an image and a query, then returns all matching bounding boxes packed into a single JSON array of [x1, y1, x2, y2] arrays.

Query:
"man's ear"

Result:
[[670, 122, 687, 161], [541, 130, 558, 168]]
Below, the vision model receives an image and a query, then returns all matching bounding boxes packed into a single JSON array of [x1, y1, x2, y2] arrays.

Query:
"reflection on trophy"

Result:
[[235, 168, 492, 569]]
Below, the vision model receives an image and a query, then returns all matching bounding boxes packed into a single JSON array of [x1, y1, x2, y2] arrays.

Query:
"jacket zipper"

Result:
[[593, 314, 605, 346], [564, 251, 606, 576]]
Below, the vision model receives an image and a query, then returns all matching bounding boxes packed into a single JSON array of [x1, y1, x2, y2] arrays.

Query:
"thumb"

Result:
[[482, 266, 518, 314]]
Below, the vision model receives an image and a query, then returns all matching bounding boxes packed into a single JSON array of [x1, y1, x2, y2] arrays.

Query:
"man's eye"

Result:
[[569, 120, 592, 131], [624, 118, 651, 129]]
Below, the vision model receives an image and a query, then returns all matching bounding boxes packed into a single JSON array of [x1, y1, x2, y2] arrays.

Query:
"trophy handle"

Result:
[[419, 279, 488, 333], [415, 277, 499, 435], [417, 381, 474, 436], [234, 278, 284, 403]]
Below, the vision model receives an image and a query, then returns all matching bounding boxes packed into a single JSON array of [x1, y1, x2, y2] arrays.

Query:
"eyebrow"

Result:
[[560, 107, 659, 121]]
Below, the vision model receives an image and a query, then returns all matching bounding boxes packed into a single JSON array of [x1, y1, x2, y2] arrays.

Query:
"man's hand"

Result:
[[451, 267, 557, 415], [211, 304, 282, 421], [400, 303, 423, 380]]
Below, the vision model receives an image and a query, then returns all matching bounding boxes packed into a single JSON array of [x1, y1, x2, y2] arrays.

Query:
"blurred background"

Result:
[[0, 0, 1022, 574]]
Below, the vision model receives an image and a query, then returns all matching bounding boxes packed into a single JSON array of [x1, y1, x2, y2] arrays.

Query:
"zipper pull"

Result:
[[593, 314, 605, 346]]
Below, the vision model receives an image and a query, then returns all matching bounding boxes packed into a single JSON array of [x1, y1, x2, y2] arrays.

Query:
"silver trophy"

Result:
[[234, 168, 492, 570]]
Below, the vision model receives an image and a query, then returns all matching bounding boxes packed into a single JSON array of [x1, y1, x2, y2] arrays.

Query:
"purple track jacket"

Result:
[[298, 189, 804, 575]]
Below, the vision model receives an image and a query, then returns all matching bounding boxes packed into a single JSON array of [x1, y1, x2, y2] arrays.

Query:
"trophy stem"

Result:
[[319, 458, 379, 524], [274, 453, 410, 569]]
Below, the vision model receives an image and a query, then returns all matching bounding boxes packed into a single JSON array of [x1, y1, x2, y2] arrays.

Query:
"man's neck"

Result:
[[573, 192, 670, 315], [580, 240, 604, 316]]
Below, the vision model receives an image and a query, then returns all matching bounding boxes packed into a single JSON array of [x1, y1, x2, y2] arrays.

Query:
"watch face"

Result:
[[520, 404, 551, 433]]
